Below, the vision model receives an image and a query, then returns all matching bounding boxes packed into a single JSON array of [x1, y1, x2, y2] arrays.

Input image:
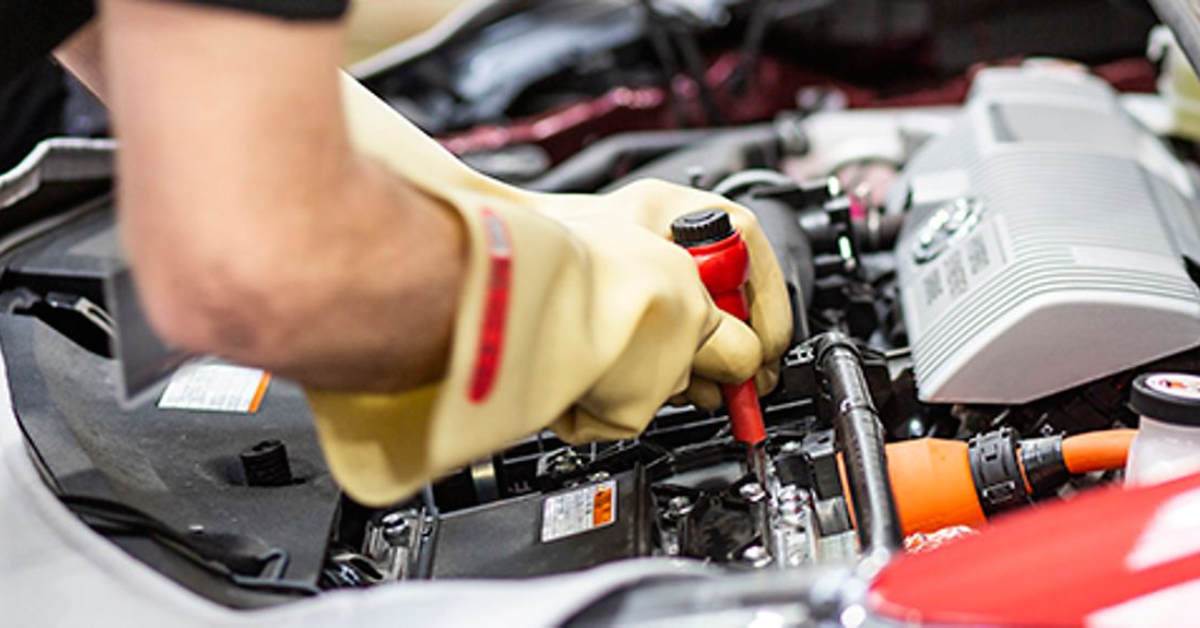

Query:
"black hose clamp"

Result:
[[968, 427, 1030, 515], [811, 333, 862, 368], [1018, 435, 1069, 498]]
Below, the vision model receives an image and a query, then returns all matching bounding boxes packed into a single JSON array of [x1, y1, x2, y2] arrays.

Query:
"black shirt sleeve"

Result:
[[0, 0, 95, 92], [163, 0, 349, 20], [0, 0, 349, 92]]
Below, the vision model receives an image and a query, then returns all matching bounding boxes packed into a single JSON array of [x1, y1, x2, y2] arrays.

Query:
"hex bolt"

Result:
[[739, 482, 767, 503], [666, 496, 693, 519], [382, 521, 412, 547], [779, 441, 803, 454], [742, 545, 772, 567]]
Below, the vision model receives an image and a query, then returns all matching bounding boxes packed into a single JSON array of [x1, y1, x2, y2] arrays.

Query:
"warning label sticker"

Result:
[[540, 480, 617, 543], [158, 364, 271, 414]]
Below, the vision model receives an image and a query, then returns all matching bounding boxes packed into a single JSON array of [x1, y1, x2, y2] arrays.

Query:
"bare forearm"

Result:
[[100, 0, 465, 391], [53, 21, 107, 99], [128, 143, 466, 392], [125, 113, 468, 393], [187, 155, 466, 392]]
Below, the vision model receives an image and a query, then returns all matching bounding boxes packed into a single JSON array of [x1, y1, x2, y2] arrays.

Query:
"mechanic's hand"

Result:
[[305, 76, 791, 506], [538, 180, 793, 416]]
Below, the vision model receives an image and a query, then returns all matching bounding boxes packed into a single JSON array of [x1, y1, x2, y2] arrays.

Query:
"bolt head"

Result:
[[739, 482, 767, 503], [666, 496, 694, 518], [742, 545, 773, 567], [383, 521, 412, 545]]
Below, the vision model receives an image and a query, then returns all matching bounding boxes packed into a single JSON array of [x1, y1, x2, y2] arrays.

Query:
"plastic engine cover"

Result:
[[892, 67, 1200, 403]]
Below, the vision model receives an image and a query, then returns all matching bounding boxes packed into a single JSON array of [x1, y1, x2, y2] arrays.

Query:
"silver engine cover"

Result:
[[893, 67, 1200, 403]]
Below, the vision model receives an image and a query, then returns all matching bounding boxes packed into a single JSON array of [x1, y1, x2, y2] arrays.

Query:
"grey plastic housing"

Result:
[[892, 67, 1200, 404]]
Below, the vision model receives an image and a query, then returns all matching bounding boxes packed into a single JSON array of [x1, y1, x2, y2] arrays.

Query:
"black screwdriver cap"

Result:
[[671, 209, 735, 248]]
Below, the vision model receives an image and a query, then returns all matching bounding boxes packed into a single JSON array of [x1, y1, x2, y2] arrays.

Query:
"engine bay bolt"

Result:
[[779, 441, 803, 454], [380, 510, 419, 546], [383, 521, 412, 547], [546, 450, 585, 476], [742, 545, 772, 567], [666, 496, 694, 519], [740, 482, 767, 503]]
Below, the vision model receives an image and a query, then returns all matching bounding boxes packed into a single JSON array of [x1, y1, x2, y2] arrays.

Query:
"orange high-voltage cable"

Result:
[[864, 429, 1135, 537]]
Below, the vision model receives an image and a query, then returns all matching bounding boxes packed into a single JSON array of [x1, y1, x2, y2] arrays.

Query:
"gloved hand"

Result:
[[306, 75, 792, 506], [534, 183, 793, 413]]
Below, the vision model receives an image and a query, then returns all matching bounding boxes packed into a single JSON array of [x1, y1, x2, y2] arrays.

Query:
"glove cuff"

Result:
[[309, 184, 589, 504]]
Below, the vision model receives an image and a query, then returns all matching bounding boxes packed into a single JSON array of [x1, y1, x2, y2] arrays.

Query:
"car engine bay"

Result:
[[320, 63, 1200, 587], [5, 0, 1200, 622]]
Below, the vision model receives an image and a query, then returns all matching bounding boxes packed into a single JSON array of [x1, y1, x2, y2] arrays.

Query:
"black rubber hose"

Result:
[[814, 332, 901, 559], [602, 122, 793, 192], [858, 211, 906, 253], [524, 128, 719, 193], [798, 209, 905, 255], [736, 194, 814, 343], [638, 0, 690, 126], [673, 25, 726, 126]]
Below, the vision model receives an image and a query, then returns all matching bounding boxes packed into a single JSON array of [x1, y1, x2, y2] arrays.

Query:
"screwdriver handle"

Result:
[[672, 209, 767, 445]]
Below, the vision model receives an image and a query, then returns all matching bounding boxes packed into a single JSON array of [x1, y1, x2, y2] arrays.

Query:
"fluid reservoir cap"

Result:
[[671, 209, 734, 248], [1130, 373, 1200, 426]]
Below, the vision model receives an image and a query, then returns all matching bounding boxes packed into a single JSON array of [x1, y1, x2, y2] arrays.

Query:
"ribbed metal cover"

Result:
[[893, 67, 1200, 403]]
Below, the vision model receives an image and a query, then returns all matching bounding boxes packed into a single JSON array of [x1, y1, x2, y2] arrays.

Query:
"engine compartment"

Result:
[[314, 66, 1200, 591], [3, 0, 1197, 616]]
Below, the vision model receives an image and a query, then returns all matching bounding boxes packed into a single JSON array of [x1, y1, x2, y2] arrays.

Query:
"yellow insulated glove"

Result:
[[307, 76, 792, 506]]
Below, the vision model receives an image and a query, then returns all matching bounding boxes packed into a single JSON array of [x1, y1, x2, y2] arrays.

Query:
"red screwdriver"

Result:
[[672, 209, 767, 445]]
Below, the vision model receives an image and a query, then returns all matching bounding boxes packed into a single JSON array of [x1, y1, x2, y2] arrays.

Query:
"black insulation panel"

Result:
[[1, 205, 340, 605], [429, 467, 651, 579]]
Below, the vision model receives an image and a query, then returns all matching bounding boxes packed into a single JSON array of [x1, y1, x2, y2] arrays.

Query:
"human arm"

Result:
[[56, 0, 791, 505], [62, 0, 465, 392]]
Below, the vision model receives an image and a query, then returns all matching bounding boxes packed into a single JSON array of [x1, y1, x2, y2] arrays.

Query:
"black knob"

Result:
[[240, 439, 294, 487], [671, 209, 735, 248]]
